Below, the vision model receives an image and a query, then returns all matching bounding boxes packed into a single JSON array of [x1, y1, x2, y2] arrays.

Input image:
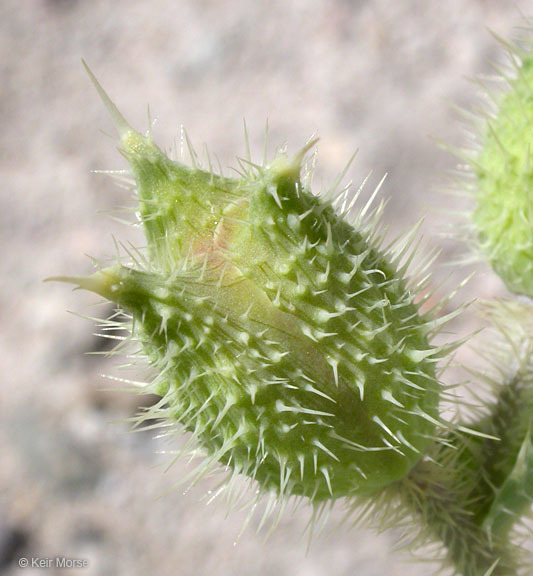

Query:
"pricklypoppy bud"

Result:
[[52, 64, 448, 510]]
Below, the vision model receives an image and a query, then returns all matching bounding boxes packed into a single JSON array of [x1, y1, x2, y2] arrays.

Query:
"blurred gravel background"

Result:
[[1, 1, 531, 575]]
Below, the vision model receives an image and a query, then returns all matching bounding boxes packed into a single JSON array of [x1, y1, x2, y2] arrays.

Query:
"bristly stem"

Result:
[[395, 352, 533, 575], [400, 455, 517, 576]]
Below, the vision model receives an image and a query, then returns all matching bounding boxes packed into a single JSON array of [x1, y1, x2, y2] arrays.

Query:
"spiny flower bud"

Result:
[[471, 45, 533, 297], [55, 65, 446, 507]]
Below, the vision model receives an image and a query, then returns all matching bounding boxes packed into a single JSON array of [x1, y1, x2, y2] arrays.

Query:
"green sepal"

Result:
[[482, 425, 533, 541]]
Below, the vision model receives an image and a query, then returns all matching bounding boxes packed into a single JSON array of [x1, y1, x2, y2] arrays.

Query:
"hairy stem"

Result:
[[394, 357, 533, 575], [399, 457, 517, 575]]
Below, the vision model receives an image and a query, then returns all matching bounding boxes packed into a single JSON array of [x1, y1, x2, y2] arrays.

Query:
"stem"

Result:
[[398, 457, 517, 576], [393, 357, 533, 575]]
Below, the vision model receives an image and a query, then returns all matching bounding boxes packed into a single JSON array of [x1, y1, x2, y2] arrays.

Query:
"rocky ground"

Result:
[[1, 1, 530, 575]]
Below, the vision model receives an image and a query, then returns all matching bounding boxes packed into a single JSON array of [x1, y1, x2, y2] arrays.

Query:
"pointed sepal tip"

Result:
[[45, 267, 122, 301], [81, 59, 136, 140]]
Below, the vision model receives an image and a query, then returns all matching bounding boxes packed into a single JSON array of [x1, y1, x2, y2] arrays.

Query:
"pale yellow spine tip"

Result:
[[81, 59, 133, 139], [45, 267, 122, 300]]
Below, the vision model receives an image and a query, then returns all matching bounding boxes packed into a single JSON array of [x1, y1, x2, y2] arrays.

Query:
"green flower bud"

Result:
[[55, 65, 445, 506], [472, 46, 533, 297]]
